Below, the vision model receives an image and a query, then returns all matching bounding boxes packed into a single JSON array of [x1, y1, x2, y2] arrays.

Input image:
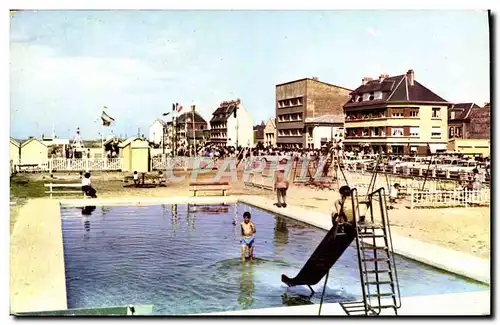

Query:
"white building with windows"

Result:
[[148, 119, 168, 146], [210, 99, 254, 147], [304, 115, 344, 149]]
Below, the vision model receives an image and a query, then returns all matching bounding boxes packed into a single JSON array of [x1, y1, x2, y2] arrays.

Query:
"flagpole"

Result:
[[101, 120, 104, 158], [184, 111, 188, 154], [192, 105, 196, 157]]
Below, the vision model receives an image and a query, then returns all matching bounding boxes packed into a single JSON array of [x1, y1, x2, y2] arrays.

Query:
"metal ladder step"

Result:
[[363, 269, 392, 274], [358, 234, 386, 238], [367, 293, 395, 298], [360, 246, 388, 250], [369, 304, 398, 309], [365, 281, 393, 285], [362, 258, 390, 262], [358, 223, 385, 229]]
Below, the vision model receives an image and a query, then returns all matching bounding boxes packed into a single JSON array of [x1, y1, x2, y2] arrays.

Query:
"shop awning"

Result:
[[429, 143, 447, 153]]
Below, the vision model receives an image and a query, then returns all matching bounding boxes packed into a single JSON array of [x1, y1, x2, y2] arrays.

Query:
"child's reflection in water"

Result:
[[238, 263, 255, 309]]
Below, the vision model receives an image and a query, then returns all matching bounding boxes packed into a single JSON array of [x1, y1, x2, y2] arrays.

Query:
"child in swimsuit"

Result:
[[241, 211, 256, 261]]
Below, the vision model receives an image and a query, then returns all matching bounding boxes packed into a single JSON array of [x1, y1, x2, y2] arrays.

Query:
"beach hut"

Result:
[[20, 137, 48, 165], [119, 137, 150, 172], [10, 138, 20, 165]]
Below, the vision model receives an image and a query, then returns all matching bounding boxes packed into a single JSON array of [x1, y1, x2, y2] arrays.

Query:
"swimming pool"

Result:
[[60, 204, 488, 315]]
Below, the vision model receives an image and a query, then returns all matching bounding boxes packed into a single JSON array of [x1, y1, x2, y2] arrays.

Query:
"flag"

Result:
[[101, 108, 115, 127]]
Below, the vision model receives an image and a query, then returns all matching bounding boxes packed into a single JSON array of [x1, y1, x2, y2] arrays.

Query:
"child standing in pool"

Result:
[[241, 211, 256, 261]]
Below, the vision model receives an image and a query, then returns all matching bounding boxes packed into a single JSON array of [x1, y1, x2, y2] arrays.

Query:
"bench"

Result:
[[45, 183, 87, 199], [189, 181, 230, 197]]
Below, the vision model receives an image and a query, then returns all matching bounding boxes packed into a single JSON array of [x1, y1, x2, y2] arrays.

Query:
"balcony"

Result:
[[345, 134, 387, 140], [345, 113, 387, 122]]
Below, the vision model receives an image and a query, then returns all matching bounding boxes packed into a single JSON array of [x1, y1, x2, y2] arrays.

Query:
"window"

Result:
[[357, 96, 362, 102], [410, 110, 419, 117], [449, 127, 455, 138], [392, 110, 404, 118], [392, 128, 404, 136], [432, 107, 441, 118], [431, 127, 441, 137], [455, 127, 462, 138], [362, 128, 369, 136], [373, 127, 380, 136], [410, 127, 420, 136], [369, 92, 374, 100], [200, 125, 204, 130]]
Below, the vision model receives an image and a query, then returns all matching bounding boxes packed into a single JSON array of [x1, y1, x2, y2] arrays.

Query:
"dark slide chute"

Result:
[[281, 223, 355, 290]]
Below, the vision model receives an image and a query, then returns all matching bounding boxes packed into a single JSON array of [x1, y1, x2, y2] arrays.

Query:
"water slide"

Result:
[[281, 223, 355, 291]]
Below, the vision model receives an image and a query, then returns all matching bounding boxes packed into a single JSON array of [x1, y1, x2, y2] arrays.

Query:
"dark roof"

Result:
[[253, 123, 265, 139], [276, 78, 352, 92], [345, 73, 449, 108], [449, 103, 482, 121], [210, 100, 240, 123], [176, 111, 207, 124]]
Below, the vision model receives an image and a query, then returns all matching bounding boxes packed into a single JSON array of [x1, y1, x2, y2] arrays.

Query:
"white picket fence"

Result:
[[16, 158, 124, 172], [410, 188, 490, 209], [151, 156, 228, 171]]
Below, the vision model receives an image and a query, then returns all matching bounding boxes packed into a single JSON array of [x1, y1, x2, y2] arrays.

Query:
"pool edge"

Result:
[[10, 198, 68, 314]]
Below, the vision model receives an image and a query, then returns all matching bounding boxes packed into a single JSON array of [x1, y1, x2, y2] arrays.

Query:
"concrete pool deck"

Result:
[[9, 195, 490, 315], [200, 291, 490, 316]]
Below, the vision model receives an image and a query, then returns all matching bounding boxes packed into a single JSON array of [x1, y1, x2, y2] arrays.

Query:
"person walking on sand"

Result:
[[274, 169, 289, 208], [241, 212, 256, 262]]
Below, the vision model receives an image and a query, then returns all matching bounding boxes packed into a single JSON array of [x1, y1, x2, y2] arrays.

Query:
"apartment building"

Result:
[[209, 99, 254, 147], [275, 77, 351, 148], [343, 70, 451, 155]]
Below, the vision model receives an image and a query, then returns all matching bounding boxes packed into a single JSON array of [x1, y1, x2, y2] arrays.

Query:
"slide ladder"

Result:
[[340, 187, 402, 316]]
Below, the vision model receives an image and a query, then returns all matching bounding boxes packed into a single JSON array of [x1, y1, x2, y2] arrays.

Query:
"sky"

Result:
[[10, 10, 490, 140]]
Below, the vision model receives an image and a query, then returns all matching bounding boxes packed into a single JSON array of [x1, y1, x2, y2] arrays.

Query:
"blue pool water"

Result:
[[60, 204, 488, 315]]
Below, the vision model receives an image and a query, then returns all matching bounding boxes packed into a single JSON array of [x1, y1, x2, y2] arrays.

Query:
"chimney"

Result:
[[407, 69, 415, 86], [362, 77, 373, 85], [312, 76, 319, 81], [379, 74, 385, 82]]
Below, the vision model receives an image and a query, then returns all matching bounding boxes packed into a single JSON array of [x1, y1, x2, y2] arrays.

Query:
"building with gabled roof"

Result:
[[264, 118, 277, 147], [20, 137, 48, 165], [149, 119, 169, 146], [343, 69, 451, 155], [253, 121, 266, 145], [448, 102, 490, 139], [209, 99, 254, 147], [10, 138, 20, 165]]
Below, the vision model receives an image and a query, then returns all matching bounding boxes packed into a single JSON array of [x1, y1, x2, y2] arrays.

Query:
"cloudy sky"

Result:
[[10, 10, 489, 140]]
